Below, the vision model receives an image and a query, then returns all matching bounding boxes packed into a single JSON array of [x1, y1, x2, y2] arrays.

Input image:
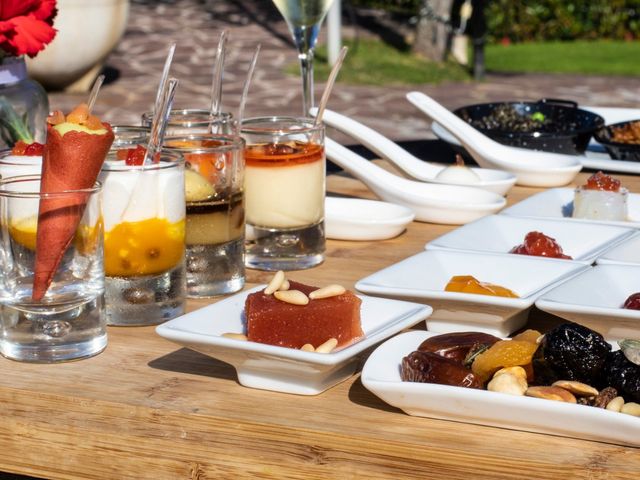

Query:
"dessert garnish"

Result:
[[115, 145, 161, 165], [572, 171, 628, 221], [11, 140, 44, 156], [32, 103, 114, 300], [444, 275, 519, 298], [622, 292, 640, 310], [434, 154, 481, 184], [509, 231, 571, 259], [582, 171, 621, 191]]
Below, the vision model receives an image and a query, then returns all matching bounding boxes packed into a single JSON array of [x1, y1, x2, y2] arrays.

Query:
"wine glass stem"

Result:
[[298, 48, 314, 115]]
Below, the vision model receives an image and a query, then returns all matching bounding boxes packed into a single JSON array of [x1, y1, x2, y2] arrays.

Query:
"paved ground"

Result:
[[47, 0, 640, 148]]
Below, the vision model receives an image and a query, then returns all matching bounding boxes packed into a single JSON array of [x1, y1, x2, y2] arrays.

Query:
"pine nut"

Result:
[[300, 344, 315, 352], [606, 396, 625, 412], [309, 284, 346, 299], [221, 332, 248, 341], [274, 289, 309, 305], [278, 279, 290, 291], [621, 402, 640, 417], [315, 338, 338, 353], [264, 270, 286, 295]]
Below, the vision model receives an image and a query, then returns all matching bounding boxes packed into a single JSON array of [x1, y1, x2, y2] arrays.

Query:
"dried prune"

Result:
[[602, 351, 640, 403], [533, 322, 611, 385], [401, 351, 482, 389], [417, 332, 500, 363]]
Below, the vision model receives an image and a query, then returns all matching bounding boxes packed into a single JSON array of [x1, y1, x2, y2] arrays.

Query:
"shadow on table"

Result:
[[148, 347, 237, 382], [347, 375, 402, 415]]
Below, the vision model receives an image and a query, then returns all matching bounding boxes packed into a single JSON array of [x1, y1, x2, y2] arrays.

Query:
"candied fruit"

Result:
[[583, 171, 621, 192], [445, 275, 518, 298], [509, 231, 571, 259], [472, 340, 539, 384], [511, 329, 543, 344], [11, 140, 44, 156]]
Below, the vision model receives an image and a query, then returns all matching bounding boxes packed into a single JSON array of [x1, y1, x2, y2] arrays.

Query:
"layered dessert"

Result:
[[0, 141, 43, 178], [573, 171, 628, 221], [244, 141, 324, 229], [245, 278, 363, 350]]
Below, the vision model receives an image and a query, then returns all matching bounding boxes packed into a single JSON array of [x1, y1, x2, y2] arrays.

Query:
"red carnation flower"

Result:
[[0, 0, 57, 58]]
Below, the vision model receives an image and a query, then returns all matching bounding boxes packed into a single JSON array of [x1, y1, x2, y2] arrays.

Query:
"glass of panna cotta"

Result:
[[164, 135, 245, 297], [141, 109, 234, 136], [0, 148, 42, 179], [99, 151, 186, 326], [241, 117, 325, 270]]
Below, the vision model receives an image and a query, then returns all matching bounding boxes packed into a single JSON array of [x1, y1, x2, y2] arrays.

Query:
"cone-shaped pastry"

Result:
[[32, 105, 114, 300]]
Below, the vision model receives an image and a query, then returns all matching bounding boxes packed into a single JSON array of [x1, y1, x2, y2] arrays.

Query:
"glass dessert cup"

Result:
[[0, 149, 42, 179], [141, 109, 234, 136], [110, 125, 150, 151], [241, 116, 326, 271], [99, 152, 186, 326], [0, 175, 106, 362], [164, 134, 245, 297]]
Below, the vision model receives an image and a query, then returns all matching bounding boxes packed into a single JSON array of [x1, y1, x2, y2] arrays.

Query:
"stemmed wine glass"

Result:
[[272, 0, 336, 115]]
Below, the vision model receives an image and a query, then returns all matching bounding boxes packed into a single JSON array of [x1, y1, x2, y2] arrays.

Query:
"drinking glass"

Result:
[[99, 152, 186, 325], [241, 116, 325, 270], [141, 109, 234, 136], [0, 175, 106, 362], [164, 135, 245, 297], [0, 149, 41, 179], [272, 0, 336, 114]]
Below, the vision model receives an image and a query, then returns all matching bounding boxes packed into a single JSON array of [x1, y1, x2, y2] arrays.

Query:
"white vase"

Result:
[[26, 0, 130, 91]]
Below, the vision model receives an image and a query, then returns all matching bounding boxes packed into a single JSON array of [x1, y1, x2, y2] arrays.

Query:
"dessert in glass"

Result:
[[141, 109, 234, 136], [99, 151, 186, 325], [164, 135, 245, 297], [573, 171, 628, 221], [0, 141, 44, 179], [241, 117, 325, 270]]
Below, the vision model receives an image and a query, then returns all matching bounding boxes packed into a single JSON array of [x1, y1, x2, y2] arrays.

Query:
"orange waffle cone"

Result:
[[32, 124, 114, 301]]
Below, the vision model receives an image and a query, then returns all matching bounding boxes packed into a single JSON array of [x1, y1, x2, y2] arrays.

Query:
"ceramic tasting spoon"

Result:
[[313, 107, 516, 196], [406, 91, 583, 187], [325, 137, 506, 225]]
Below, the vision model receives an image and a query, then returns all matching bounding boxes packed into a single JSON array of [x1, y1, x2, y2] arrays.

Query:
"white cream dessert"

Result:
[[572, 171, 628, 221], [0, 154, 42, 179], [244, 141, 325, 229]]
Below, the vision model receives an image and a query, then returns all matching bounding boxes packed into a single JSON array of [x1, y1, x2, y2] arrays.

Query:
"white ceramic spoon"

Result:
[[406, 91, 583, 187], [313, 108, 516, 196], [325, 138, 506, 225]]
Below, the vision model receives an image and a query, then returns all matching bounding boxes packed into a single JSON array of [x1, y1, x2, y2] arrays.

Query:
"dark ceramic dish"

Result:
[[454, 99, 605, 155], [593, 119, 640, 162]]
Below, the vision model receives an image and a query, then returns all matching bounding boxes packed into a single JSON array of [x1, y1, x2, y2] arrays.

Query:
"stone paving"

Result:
[[49, 0, 640, 146]]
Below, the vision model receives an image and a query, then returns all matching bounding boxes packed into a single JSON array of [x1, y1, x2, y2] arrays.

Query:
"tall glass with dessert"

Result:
[[241, 117, 325, 270], [164, 135, 245, 297], [141, 109, 234, 136], [100, 148, 186, 325]]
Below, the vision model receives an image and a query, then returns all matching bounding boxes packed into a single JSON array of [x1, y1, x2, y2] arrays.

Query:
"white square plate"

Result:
[[355, 250, 589, 337], [426, 214, 635, 264], [597, 232, 640, 266], [156, 286, 432, 395], [361, 330, 640, 446], [536, 264, 640, 340], [501, 188, 640, 228]]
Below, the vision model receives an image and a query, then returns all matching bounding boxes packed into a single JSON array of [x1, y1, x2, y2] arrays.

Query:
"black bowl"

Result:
[[454, 99, 605, 155], [593, 119, 640, 162]]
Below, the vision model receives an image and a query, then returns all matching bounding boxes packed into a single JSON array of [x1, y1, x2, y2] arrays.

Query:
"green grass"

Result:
[[485, 40, 640, 76], [289, 38, 471, 86]]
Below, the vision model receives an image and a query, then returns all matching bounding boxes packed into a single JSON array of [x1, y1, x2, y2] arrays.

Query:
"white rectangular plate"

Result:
[[361, 330, 640, 446], [156, 286, 432, 395], [597, 231, 640, 266], [426, 214, 635, 264], [536, 264, 640, 340], [501, 188, 640, 228], [355, 250, 589, 337]]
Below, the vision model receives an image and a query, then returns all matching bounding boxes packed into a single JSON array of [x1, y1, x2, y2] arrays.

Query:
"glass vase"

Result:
[[0, 56, 49, 150]]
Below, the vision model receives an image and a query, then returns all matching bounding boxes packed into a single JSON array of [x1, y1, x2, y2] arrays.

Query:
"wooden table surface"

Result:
[[1, 167, 639, 480]]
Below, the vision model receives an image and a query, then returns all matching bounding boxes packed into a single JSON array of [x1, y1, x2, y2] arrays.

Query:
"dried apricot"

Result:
[[472, 340, 539, 384], [511, 329, 542, 344]]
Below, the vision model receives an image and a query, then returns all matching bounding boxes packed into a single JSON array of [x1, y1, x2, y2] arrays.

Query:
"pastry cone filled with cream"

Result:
[[32, 104, 114, 300]]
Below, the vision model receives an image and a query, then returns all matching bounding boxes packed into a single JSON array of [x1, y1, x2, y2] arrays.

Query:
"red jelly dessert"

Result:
[[509, 231, 572, 259], [583, 171, 621, 192], [245, 280, 363, 349], [623, 292, 640, 310], [11, 140, 44, 156]]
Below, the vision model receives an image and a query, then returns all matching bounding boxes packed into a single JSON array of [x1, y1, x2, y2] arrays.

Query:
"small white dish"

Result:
[[325, 197, 415, 241], [597, 232, 640, 266], [355, 250, 589, 337], [536, 264, 640, 340], [426, 214, 636, 264], [156, 285, 432, 395], [361, 330, 640, 446], [501, 187, 640, 228], [326, 138, 506, 225]]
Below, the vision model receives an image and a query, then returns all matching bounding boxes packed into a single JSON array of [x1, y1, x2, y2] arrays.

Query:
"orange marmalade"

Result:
[[445, 275, 519, 298]]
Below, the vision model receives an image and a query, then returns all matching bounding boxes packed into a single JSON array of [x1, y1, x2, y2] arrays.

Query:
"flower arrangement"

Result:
[[0, 0, 58, 59]]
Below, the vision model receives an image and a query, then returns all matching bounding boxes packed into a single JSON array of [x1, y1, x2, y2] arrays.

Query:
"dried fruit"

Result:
[[418, 332, 500, 364], [593, 386, 618, 408], [511, 329, 543, 344], [471, 340, 539, 384], [619, 339, 640, 365], [602, 351, 640, 403], [401, 351, 482, 388]]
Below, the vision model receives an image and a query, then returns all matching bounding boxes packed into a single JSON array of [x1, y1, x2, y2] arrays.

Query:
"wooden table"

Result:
[[1, 168, 639, 480]]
